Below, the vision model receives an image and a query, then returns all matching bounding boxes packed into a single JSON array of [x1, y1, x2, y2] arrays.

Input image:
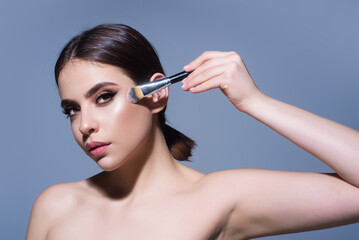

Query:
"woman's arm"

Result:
[[244, 91, 359, 187], [182, 51, 359, 187], [203, 168, 359, 239], [182, 51, 359, 238]]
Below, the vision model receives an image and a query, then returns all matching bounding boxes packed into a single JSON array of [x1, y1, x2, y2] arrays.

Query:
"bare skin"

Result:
[[26, 52, 359, 239]]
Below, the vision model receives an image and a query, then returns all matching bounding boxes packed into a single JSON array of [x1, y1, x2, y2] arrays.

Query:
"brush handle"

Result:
[[140, 78, 171, 96], [140, 71, 191, 97], [169, 71, 191, 84]]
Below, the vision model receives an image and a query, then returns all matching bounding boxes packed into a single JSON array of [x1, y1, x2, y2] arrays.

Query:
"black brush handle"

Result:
[[169, 71, 191, 84]]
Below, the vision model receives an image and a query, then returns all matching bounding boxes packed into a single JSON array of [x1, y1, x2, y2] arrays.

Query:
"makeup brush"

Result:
[[127, 71, 190, 103]]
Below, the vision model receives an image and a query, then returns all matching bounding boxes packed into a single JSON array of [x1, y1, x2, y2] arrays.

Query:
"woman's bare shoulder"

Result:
[[32, 181, 88, 219], [197, 168, 267, 198], [27, 181, 88, 239], [201, 168, 282, 184], [199, 169, 249, 186]]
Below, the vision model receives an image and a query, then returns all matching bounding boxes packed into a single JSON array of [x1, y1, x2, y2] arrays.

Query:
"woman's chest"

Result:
[[46, 194, 230, 240]]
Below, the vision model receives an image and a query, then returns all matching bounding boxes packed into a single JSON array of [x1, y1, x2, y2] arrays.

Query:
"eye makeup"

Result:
[[61, 90, 118, 119], [95, 91, 117, 105], [62, 105, 79, 119]]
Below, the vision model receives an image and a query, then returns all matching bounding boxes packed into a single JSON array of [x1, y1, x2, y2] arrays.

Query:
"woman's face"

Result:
[[58, 59, 153, 171]]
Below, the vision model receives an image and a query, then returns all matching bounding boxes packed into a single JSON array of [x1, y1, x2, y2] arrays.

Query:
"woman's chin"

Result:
[[95, 156, 125, 172]]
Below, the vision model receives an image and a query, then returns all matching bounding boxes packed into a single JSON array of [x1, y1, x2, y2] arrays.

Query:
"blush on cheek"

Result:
[[93, 97, 154, 168], [106, 97, 153, 148]]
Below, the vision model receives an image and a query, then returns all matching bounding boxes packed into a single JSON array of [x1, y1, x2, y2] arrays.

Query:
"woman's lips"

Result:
[[86, 141, 111, 157], [89, 144, 110, 157]]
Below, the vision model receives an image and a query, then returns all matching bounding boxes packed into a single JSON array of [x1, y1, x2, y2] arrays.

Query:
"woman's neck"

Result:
[[86, 122, 191, 204]]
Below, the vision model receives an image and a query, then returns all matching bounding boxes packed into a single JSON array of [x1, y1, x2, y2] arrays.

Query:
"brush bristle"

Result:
[[127, 86, 144, 103]]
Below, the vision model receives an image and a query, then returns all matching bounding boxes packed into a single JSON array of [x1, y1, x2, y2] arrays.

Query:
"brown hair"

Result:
[[54, 24, 196, 161]]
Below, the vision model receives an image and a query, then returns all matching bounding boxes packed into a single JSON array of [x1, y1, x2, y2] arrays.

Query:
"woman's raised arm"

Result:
[[182, 51, 359, 188], [182, 51, 359, 238]]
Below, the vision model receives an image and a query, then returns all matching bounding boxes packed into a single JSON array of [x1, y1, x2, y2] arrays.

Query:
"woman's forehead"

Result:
[[58, 59, 133, 98]]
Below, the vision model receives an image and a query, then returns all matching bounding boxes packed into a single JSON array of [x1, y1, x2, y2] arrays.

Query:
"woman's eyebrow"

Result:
[[61, 82, 118, 108], [85, 82, 118, 98]]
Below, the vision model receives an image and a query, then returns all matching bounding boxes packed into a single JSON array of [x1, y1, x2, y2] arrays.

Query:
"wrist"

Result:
[[237, 90, 270, 114]]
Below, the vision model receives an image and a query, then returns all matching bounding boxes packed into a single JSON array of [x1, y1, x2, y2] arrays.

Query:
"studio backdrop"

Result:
[[1, 0, 358, 239]]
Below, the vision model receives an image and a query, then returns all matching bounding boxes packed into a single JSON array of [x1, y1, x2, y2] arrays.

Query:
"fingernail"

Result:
[[189, 87, 195, 92], [183, 64, 190, 70], [182, 83, 187, 89], [181, 78, 187, 83]]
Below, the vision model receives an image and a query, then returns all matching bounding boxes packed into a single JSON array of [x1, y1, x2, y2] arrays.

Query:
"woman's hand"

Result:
[[182, 51, 263, 112]]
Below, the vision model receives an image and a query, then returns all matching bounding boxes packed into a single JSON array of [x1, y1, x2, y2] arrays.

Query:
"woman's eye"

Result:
[[62, 108, 78, 118], [96, 92, 117, 104]]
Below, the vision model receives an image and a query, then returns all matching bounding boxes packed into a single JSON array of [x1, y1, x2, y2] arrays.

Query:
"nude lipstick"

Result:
[[86, 141, 111, 157]]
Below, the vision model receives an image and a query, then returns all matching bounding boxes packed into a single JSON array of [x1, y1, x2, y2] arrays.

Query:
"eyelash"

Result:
[[62, 91, 117, 119]]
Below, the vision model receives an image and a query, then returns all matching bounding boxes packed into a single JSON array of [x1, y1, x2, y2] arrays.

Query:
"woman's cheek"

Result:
[[106, 98, 153, 147]]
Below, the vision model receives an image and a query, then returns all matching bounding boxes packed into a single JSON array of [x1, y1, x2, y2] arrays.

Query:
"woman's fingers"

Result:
[[188, 75, 224, 93], [183, 52, 240, 91], [184, 54, 236, 89], [182, 50, 261, 112], [184, 51, 234, 72], [182, 64, 225, 92]]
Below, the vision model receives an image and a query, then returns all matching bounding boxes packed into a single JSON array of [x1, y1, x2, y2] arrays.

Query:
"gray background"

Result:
[[1, 0, 358, 239]]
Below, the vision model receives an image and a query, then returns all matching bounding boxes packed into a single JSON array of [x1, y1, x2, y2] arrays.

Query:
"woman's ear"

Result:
[[148, 73, 169, 114]]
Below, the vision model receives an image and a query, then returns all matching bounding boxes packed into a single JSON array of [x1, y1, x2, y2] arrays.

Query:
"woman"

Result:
[[26, 24, 359, 239]]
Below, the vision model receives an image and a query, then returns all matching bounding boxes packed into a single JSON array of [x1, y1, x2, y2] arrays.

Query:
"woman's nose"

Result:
[[79, 110, 99, 136]]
